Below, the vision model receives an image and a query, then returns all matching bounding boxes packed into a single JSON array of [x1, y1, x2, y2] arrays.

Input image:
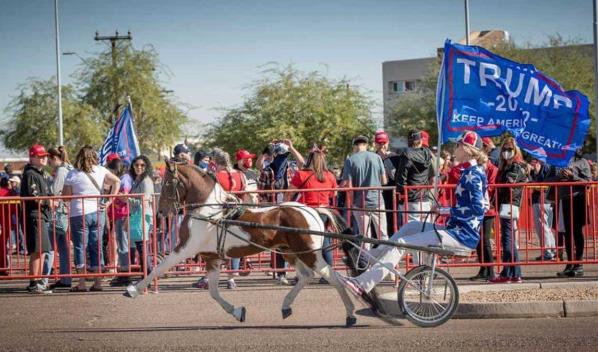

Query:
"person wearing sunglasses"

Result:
[[128, 155, 155, 277]]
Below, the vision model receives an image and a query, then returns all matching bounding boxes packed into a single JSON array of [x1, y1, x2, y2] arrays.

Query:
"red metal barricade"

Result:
[[1, 182, 597, 287]]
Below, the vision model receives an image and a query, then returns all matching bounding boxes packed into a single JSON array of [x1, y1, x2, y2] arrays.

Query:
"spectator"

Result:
[[0, 177, 10, 275], [234, 149, 259, 204], [194, 150, 211, 171], [528, 158, 557, 261], [341, 135, 387, 250], [395, 130, 433, 224], [173, 144, 192, 163], [482, 137, 500, 166], [106, 154, 134, 287], [21, 144, 53, 294], [4, 163, 18, 180], [489, 137, 527, 284], [47, 146, 73, 289], [591, 162, 598, 181], [556, 147, 591, 277], [62, 146, 121, 292], [374, 130, 399, 236], [128, 155, 155, 279], [472, 158, 498, 281], [7, 176, 24, 254], [290, 145, 338, 278]]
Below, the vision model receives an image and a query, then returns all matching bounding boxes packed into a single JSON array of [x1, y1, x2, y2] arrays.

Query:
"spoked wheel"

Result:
[[397, 265, 459, 327]]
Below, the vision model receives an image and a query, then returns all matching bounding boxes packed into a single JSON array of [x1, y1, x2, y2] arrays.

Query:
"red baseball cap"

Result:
[[235, 149, 256, 161], [374, 131, 389, 144], [481, 137, 493, 146], [106, 153, 121, 163], [29, 144, 49, 158], [421, 131, 430, 147]]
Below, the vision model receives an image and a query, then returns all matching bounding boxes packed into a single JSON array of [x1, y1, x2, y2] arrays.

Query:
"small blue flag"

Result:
[[436, 40, 591, 167], [99, 104, 140, 165]]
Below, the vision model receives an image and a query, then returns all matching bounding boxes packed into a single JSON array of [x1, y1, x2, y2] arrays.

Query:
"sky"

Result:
[[0, 0, 593, 137]]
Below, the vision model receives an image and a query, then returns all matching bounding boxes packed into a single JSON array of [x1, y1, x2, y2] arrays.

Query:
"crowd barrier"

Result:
[[1, 181, 597, 288]]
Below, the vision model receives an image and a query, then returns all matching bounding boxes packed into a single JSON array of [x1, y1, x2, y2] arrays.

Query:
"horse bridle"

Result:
[[163, 161, 186, 212]]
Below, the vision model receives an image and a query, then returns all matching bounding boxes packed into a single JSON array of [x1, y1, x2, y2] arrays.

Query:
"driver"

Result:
[[337, 131, 489, 302]]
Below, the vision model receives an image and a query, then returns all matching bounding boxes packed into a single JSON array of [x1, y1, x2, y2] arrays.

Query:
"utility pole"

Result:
[[94, 30, 132, 124], [464, 0, 470, 45], [54, 0, 63, 146]]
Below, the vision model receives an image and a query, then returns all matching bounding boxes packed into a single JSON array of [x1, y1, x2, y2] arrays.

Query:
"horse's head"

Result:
[[159, 158, 189, 215]]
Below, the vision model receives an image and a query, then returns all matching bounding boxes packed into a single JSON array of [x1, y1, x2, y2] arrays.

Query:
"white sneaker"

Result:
[[277, 276, 290, 286], [226, 279, 237, 289]]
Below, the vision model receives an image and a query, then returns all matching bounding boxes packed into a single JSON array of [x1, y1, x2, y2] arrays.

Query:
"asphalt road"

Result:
[[1, 278, 597, 352]]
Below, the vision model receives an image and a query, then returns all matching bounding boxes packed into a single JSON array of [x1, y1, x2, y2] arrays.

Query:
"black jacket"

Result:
[[20, 164, 52, 220], [558, 156, 591, 199], [497, 161, 527, 207], [395, 147, 433, 202]]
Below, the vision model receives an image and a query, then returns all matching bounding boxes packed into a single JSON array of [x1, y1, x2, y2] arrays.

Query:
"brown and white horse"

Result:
[[124, 160, 358, 326]]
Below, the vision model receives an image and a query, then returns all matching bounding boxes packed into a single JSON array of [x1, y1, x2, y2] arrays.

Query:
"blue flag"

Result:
[[436, 40, 590, 167], [99, 104, 140, 165]]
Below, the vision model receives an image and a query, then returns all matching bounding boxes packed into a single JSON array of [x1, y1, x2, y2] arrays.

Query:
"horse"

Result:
[[124, 160, 359, 326]]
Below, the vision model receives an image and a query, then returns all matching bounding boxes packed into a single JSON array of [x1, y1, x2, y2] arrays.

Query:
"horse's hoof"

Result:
[[282, 308, 293, 319], [233, 306, 246, 322], [124, 285, 139, 299], [346, 316, 357, 327]]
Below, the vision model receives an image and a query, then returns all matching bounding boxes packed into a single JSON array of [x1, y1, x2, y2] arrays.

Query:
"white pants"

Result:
[[353, 205, 388, 250], [354, 221, 471, 293], [532, 203, 556, 256], [400, 201, 432, 224]]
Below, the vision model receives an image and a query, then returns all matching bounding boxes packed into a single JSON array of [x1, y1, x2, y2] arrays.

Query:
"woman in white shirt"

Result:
[[62, 146, 121, 292]]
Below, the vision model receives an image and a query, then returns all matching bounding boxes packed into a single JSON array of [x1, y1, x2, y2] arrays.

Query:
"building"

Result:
[[382, 30, 511, 127]]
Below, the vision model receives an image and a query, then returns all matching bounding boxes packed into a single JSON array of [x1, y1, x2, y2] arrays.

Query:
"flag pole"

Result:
[[54, 0, 64, 146], [593, 0, 598, 161]]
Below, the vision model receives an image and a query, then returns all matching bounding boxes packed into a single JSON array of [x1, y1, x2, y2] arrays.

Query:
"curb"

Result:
[[378, 293, 598, 319]]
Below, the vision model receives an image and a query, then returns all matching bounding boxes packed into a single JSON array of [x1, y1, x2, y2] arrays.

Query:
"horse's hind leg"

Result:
[[281, 259, 313, 319], [206, 258, 246, 322], [313, 256, 356, 327]]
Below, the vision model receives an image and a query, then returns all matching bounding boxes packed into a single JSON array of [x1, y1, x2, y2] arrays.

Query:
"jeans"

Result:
[[499, 217, 521, 278], [532, 203, 556, 257], [44, 215, 69, 286], [158, 215, 180, 255], [322, 236, 333, 266], [115, 218, 130, 270], [71, 212, 105, 271]]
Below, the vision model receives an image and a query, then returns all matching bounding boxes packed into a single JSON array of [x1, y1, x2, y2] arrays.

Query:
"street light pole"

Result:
[[54, 0, 64, 146], [464, 0, 470, 45]]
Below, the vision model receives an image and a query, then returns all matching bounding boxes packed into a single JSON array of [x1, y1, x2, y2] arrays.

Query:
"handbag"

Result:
[[499, 204, 520, 220]]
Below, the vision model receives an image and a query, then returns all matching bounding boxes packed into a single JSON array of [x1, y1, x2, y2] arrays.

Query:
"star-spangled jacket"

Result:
[[445, 160, 489, 249]]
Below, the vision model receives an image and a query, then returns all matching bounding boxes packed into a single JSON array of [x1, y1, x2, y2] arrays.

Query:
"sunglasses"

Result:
[[502, 147, 514, 152]]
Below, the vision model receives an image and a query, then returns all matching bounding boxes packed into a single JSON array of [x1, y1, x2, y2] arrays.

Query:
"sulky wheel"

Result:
[[397, 265, 459, 328]]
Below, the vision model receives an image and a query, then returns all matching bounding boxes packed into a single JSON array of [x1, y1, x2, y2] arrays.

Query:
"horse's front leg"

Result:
[[124, 246, 190, 298], [206, 258, 246, 322]]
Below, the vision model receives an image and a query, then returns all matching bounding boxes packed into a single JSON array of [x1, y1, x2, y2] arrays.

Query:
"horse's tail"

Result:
[[313, 207, 349, 234]]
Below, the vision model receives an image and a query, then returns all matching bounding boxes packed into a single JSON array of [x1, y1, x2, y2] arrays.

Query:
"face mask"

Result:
[[502, 150, 514, 160], [242, 159, 252, 169], [198, 161, 209, 170]]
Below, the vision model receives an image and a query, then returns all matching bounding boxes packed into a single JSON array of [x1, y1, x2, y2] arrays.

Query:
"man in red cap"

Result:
[[234, 149, 259, 204], [481, 137, 500, 166], [374, 130, 400, 235], [21, 144, 53, 293]]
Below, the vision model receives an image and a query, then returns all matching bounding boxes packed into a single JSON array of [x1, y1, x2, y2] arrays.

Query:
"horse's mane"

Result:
[[179, 163, 217, 183]]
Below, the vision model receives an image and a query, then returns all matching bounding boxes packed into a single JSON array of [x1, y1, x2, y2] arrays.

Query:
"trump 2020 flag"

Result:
[[99, 103, 140, 165], [436, 40, 590, 167]]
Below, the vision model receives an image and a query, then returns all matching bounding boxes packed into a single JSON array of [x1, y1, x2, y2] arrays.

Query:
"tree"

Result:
[[203, 65, 376, 165], [77, 42, 188, 155], [2, 78, 104, 154], [386, 36, 596, 149]]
